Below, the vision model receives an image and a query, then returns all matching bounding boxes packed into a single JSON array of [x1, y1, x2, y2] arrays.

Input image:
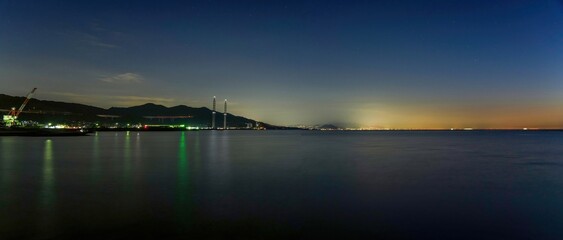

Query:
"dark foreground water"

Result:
[[1, 131, 563, 239]]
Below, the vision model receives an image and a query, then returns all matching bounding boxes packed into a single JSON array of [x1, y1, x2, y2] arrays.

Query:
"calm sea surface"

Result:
[[1, 131, 563, 239]]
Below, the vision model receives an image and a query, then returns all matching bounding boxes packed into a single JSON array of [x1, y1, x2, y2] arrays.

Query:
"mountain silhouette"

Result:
[[0, 94, 278, 128]]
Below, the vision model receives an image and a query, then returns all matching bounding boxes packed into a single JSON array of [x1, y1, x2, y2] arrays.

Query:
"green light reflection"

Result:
[[37, 139, 58, 235], [0, 138, 16, 204], [41, 139, 55, 207], [194, 133, 200, 166], [176, 132, 191, 225]]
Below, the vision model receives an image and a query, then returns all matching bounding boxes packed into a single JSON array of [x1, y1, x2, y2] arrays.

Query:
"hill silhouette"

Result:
[[0, 94, 275, 128]]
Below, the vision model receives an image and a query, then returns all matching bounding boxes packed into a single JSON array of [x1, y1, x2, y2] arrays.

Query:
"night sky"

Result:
[[1, 0, 562, 128]]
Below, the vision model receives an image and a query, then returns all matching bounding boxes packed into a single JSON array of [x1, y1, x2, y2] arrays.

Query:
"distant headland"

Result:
[[0, 93, 296, 130]]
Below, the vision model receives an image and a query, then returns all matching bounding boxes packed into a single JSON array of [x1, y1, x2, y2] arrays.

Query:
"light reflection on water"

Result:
[[123, 131, 132, 190], [0, 138, 15, 195], [91, 132, 100, 184], [38, 139, 56, 235], [1, 131, 563, 238], [176, 132, 190, 227], [41, 139, 55, 207]]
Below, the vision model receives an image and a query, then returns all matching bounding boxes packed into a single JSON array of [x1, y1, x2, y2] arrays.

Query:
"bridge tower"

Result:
[[223, 99, 227, 130], [212, 96, 216, 129]]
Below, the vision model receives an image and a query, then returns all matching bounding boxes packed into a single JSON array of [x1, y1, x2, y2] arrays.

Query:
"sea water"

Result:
[[1, 131, 563, 239]]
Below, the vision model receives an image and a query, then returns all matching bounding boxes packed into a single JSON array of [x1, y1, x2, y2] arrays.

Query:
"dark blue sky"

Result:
[[1, 0, 562, 128]]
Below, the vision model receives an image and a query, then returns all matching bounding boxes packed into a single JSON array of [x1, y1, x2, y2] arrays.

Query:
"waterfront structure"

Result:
[[3, 88, 37, 127], [224, 99, 227, 129]]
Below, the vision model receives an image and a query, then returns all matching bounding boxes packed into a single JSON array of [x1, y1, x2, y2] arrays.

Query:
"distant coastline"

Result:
[[0, 93, 290, 129]]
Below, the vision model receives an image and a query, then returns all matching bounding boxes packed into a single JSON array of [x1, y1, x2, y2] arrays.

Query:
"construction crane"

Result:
[[4, 88, 37, 127]]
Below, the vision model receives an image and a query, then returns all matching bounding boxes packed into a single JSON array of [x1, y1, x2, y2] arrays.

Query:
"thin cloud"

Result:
[[90, 22, 107, 32], [112, 96, 175, 107], [89, 41, 118, 48], [80, 32, 118, 48], [113, 96, 174, 102], [46, 92, 175, 107], [100, 73, 144, 84], [55, 30, 119, 49]]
